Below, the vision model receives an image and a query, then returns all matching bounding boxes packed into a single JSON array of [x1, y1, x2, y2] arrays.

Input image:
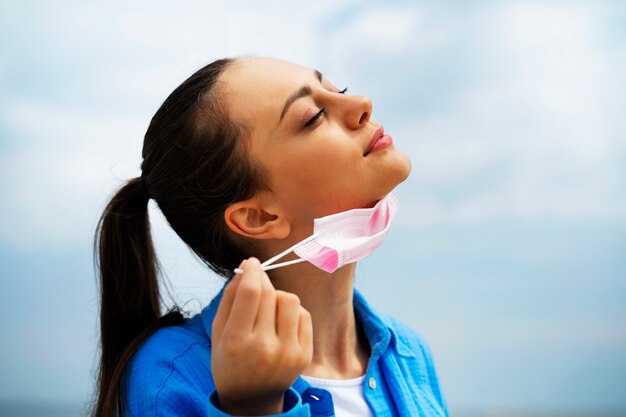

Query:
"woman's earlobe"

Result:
[[224, 201, 290, 240]]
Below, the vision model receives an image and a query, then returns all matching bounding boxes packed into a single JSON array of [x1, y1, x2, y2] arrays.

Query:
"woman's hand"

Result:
[[211, 257, 313, 416]]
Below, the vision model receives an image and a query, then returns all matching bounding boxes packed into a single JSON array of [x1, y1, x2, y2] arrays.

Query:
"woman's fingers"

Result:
[[254, 269, 277, 334], [298, 307, 313, 359], [275, 290, 302, 342], [225, 258, 264, 333], [212, 261, 244, 341], [214, 260, 312, 358]]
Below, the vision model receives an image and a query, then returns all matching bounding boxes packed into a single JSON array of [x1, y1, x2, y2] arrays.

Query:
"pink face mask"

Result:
[[233, 193, 399, 274]]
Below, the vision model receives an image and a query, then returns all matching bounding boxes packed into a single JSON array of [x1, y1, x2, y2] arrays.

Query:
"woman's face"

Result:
[[220, 57, 411, 226]]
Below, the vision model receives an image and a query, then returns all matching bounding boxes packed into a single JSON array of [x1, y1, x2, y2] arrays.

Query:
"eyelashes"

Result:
[[303, 87, 349, 128], [303, 109, 324, 128]]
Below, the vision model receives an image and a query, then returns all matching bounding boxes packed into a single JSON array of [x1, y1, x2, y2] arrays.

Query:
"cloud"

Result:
[[326, 3, 426, 53], [320, 1, 626, 227]]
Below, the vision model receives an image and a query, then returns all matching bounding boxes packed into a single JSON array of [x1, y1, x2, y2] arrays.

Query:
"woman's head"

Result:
[[145, 56, 411, 273]]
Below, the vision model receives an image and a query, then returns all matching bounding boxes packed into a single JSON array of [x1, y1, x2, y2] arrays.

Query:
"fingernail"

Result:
[[248, 257, 260, 265]]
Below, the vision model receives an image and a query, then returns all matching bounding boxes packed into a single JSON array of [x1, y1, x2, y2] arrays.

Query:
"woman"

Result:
[[93, 56, 449, 417]]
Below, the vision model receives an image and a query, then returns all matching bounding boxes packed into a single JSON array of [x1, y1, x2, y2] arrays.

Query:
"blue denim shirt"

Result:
[[125, 284, 449, 416]]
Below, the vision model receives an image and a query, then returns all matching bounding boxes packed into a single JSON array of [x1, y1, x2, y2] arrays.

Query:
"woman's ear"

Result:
[[224, 198, 290, 240]]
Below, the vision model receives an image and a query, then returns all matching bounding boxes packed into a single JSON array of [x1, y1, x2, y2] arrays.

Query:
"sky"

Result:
[[1, 0, 625, 415]]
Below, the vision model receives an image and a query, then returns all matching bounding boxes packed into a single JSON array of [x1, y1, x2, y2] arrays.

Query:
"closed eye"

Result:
[[304, 107, 325, 128], [303, 87, 348, 128]]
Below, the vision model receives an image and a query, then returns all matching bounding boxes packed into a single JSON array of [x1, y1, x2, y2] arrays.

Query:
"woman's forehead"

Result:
[[220, 57, 315, 129], [226, 57, 311, 89]]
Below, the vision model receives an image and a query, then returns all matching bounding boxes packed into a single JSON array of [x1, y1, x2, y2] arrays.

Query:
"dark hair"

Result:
[[91, 57, 269, 417]]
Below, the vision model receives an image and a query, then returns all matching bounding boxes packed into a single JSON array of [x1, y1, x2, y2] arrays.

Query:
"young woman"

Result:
[[92, 56, 449, 417]]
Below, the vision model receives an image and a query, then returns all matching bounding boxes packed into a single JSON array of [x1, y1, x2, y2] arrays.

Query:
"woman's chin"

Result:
[[391, 149, 412, 185], [376, 157, 411, 200]]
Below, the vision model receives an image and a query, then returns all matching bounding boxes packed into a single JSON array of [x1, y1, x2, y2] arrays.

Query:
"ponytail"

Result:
[[92, 177, 184, 417]]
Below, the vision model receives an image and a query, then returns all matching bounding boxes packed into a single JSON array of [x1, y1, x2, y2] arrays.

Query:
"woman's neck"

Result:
[[268, 262, 371, 379]]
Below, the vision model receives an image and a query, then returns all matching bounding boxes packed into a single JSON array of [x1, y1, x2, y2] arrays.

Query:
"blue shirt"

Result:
[[125, 285, 449, 416]]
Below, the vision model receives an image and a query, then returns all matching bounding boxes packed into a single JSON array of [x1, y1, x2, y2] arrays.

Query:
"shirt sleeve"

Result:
[[124, 336, 312, 417], [205, 388, 310, 417], [128, 369, 312, 417]]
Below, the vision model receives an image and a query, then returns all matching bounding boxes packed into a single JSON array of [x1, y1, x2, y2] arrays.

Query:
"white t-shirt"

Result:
[[300, 374, 375, 417]]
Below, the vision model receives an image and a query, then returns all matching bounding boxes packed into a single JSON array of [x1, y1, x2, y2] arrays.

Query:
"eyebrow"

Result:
[[279, 69, 323, 124]]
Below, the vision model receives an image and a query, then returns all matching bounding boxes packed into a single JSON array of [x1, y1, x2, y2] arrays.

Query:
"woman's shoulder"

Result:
[[130, 313, 211, 368], [124, 313, 215, 414]]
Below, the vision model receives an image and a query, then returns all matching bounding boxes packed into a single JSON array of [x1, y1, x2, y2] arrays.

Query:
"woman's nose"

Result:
[[345, 95, 373, 130]]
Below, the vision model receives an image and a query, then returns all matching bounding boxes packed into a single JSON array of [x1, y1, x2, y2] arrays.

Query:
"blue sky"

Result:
[[1, 0, 625, 415]]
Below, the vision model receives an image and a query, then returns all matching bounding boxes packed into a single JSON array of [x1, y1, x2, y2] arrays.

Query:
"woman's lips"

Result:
[[364, 126, 393, 156]]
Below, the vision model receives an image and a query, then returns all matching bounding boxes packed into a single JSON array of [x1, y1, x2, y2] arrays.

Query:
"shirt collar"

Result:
[[352, 287, 416, 358]]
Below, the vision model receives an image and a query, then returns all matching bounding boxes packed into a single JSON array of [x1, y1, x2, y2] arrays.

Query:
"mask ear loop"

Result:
[[233, 232, 321, 274]]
